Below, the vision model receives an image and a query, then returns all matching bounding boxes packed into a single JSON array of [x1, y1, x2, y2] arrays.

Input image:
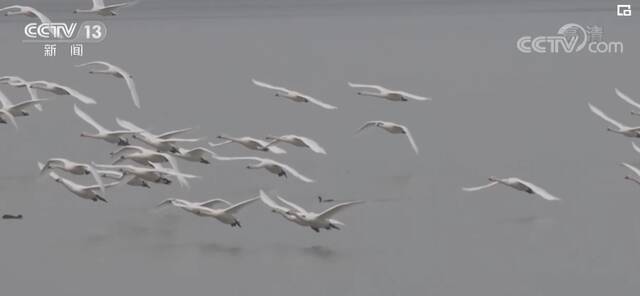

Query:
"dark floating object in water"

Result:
[[2, 214, 23, 220]]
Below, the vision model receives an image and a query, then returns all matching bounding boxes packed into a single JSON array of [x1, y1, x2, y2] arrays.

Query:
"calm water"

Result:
[[0, 1, 638, 295]]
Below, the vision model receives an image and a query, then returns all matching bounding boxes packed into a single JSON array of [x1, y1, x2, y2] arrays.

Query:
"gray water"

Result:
[[1, 1, 639, 295]]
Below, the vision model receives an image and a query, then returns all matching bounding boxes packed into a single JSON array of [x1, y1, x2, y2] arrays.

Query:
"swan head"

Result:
[[488, 176, 498, 182]]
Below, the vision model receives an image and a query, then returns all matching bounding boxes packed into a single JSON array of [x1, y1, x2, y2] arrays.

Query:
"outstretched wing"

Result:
[[615, 88, 640, 110], [514, 178, 561, 201], [301, 94, 338, 110], [74, 104, 108, 133], [297, 135, 327, 154], [10, 98, 50, 112], [84, 163, 106, 196], [59, 83, 96, 104], [199, 198, 232, 209], [273, 160, 315, 183], [400, 125, 419, 155], [0, 109, 17, 130], [395, 91, 431, 101], [316, 201, 364, 220], [588, 102, 626, 130], [462, 181, 499, 192], [259, 190, 290, 213], [252, 79, 290, 93], [122, 73, 140, 109], [0, 89, 12, 108], [622, 162, 640, 178], [223, 197, 260, 214], [356, 121, 382, 133], [157, 127, 194, 139], [276, 195, 308, 215]]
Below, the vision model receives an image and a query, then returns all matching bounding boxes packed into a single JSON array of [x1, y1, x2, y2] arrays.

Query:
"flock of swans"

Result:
[[5, 1, 636, 233]]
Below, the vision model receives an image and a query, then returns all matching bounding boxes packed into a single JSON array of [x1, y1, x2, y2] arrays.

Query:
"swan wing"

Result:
[[462, 181, 499, 192], [276, 195, 309, 214], [347, 82, 386, 92], [615, 88, 640, 110], [588, 102, 626, 130], [223, 197, 260, 214], [74, 104, 108, 133], [513, 178, 561, 201], [252, 79, 290, 93], [317, 200, 365, 220]]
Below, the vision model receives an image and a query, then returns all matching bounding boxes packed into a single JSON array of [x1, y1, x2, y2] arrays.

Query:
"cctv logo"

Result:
[[24, 23, 78, 39], [617, 4, 631, 16]]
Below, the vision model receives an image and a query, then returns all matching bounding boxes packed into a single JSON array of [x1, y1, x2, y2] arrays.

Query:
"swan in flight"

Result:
[[75, 104, 139, 146], [348, 82, 431, 102], [263, 134, 327, 154], [174, 147, 217, 164], [116, 118, 201, 153], [93, 162, 199, 188], [157, 196, 259, 228], [615, 88, 640, 116], [0, 89, 49, 117], [258, 191, 307, 227], [264, 192, 363, 232], [356, 120, 419, 155], [29, 81, 96, 104], [38, 162, 119, 203], [97, 169, 150, 188], [462, 177, 561, 201], [74, 0, 138, 16], [0, 76, 41, 110], [76, 61, 140, 108], [212, 155, 314, 183], [620, 162, 640, 186], [0, 5, 51, 24], [110, 145, 179, 170], [39, 158, 104, 195], [588, 102, 640, 137], [209, 134, 286, 154], [252, 79, 337, 110]]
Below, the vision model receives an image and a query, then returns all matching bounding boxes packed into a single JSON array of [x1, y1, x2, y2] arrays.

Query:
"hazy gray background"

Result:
[[0, 0, 638, 295]]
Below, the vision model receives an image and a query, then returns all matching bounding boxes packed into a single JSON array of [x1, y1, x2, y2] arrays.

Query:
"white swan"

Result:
[[75, 104, 139, 145], [93, 162, 199, 188], [38, 162, 119, 203], [76, 61, 140, 108], [588, 102, 640, 137], [211, 155, 314, 183], [0, 5, 51, 23], [258, 190, 307, 226], [0, 89, 49, 117], [252, 79, 337, 110], [97, 169, 151, 188], [615, 88, 640, 116], [74, 0, 138, 16], [116, 118, 201, 153], [156, 196, 259, 228], [110, 145, 180, 170], [462, 177, 561, 201], [620, 162, 640, 186], [275, 194, 364, 232], [174, 147, 217, 164], [39, 158, 105, 195], [209, 134, 286, 154], [348, 82, 431, 102], [0, 76, 41, 110], [263, 134, 326, 154], [29, 81, 96, 104], [356, 120, 419, 155]]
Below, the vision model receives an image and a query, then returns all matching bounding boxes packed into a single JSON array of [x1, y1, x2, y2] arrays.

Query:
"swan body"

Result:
[[76, 61, 140, 108], [263, 134, 326, 154], [211, 155, 314, 183], [29, 81, 96, 104], [463, 177, 560, 201], [116, 118, 200, 153], [40, 158, 105, 195], [174, 147, 217, 164], [588, 102, 640, 137], [38, 162, 118, 202], [252, 79, 337, 110], [356, 120, 419, 154], [157, 196, 259, 227], [348, 82, 431, 102], [75, 104, 138, 145], [210, 134, 286, 154]]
